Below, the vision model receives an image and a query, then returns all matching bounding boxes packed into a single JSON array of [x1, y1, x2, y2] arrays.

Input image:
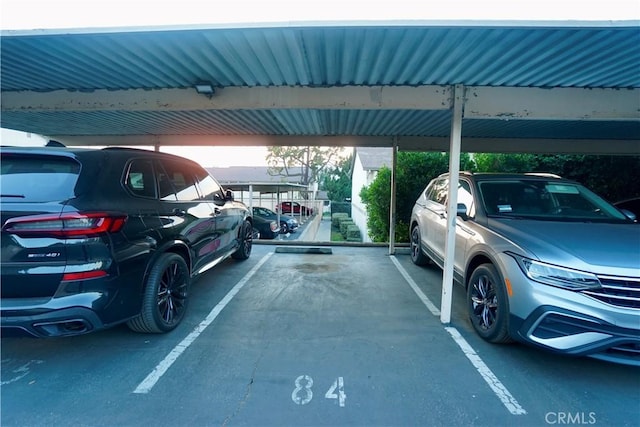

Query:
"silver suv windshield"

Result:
[[478, 179, 630, 222]]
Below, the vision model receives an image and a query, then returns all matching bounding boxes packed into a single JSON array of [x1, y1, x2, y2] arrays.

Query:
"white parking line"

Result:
[[390, 255, 526, 416], [133, 252, 273, 394], [389, 256, 440, 316], [445, 327, 526, 415]]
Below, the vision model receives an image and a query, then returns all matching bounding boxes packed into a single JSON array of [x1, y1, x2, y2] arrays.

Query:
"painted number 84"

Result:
[[291, 375, 346, 407]]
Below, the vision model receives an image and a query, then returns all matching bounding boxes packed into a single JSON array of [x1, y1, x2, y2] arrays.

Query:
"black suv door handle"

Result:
[[172, 208, 186, 217]]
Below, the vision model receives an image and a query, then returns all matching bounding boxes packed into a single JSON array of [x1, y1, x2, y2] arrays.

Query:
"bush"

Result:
[[346, 225, 362, 242], [360, 152, 475, 242], [340, 220, 355, 237], [395, 221, 409, 243], [332, 212, 349, 227]]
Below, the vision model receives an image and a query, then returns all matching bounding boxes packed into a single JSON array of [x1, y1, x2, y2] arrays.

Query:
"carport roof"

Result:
[[1, 20, 639, 153], [205, 166, 308, 193]]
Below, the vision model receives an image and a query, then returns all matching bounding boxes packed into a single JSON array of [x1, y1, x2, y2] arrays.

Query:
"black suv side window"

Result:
[[194, 168, 224, 201], [158, 159, 200, 202], [125, 159, 156, 198]]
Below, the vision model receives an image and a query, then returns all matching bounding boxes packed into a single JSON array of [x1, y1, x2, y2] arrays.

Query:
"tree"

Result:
[[474, 153, 640, 202], [266, 146, 345, 187], [319, 153, 353, 202], [473, 153, 536, 173], [360, 151, 474, 242]]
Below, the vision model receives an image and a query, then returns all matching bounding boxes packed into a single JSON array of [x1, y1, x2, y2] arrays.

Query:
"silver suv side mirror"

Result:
[[457, 203, 469, 221]]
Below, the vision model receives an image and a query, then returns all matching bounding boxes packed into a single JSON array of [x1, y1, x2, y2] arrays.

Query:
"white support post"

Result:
[[440, 84, 465, 325], [388, 138, 398, 255]]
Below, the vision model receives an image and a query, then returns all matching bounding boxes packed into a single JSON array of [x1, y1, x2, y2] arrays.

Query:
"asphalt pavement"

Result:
[[2, 245, 638, 427]]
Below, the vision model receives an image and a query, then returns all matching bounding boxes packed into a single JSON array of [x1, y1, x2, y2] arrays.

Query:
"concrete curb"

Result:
[[298, 214, 322, 241]]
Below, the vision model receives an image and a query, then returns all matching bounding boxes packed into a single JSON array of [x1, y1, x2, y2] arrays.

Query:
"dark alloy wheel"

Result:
[[410, 225, 430, 266], [127, 252, 190, 333], [232, 219, 253, 260], [467, 263, 512, 343], [280, 222, 289, 234]]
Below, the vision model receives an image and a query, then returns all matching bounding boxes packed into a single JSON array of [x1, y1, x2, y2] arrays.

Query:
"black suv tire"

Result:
[[127, 253, 190, 333], [231, 219, 253, 260]]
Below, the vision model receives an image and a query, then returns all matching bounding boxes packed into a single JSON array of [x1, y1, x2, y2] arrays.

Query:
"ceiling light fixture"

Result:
[[194, 82, 215, 98]]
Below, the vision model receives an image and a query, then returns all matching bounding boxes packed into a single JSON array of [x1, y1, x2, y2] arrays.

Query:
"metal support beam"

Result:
[[388, 138, 398, 255], [465, 87, 640, 121], [1, 86, 452, 112], [4, 86, 637, 121], [440, 84, 465, 325]]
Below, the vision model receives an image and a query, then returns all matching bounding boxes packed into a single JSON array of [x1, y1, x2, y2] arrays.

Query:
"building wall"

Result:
[[351, 155, 374, 242]]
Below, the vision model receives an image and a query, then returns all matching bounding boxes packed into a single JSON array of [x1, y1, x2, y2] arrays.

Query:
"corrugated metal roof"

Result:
[[3, 22, 639, 90], [1, 21, 639, 152]]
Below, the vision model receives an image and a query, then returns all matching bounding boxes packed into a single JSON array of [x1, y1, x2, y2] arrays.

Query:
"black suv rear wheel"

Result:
[[127, 253, 190, 333], [232, 219, 253, 260]]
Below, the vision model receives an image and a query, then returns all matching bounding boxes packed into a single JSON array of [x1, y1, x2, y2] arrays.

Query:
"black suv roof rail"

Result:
[[46, 140, 65, 147]]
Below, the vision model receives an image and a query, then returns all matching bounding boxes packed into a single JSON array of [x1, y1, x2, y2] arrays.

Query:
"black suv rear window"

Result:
[[0, 155, 80, 202]]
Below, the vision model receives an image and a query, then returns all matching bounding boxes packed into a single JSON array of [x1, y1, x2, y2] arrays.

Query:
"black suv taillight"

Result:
[[2, 212, 127, 238]]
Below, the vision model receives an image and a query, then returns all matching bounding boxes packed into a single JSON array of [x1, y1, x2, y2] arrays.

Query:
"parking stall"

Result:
[[2, 245, 638, 426]]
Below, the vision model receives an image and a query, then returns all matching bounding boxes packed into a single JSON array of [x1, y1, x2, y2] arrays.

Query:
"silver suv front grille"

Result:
[[581, 275, 640, 309]]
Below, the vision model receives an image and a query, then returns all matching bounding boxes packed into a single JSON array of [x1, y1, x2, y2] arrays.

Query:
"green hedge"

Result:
[[339, 220, 355, 237], [346, 225, 362, 242], [332, 212, 349, 227]]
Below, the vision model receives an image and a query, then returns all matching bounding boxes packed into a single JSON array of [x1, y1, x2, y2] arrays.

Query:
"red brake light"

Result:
[[62, 270, 108, 281], [2, 212, 127, 238]]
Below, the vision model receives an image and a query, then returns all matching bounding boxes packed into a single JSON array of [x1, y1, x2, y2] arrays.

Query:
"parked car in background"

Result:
[[252, 215, 280, 239], [410, 172, 640, 365], [614, 197, 640, 220], [1, 145, 253, 337], [276, 201, 314, 216], [252, 206, 299, 234]]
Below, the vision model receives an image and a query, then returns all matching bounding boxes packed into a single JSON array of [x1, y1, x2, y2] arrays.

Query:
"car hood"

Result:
[[487, 219, 640, 273]]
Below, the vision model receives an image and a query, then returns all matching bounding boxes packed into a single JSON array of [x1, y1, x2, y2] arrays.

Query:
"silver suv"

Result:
[[410, 172, 640, 365]]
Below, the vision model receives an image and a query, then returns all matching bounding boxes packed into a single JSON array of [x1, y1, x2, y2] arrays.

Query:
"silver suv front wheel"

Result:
[[467, 263, 512, 343]]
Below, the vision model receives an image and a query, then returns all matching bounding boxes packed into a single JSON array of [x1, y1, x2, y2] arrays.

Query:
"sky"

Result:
[[1, 0, 639, 30], [1, 1, 638, 166]]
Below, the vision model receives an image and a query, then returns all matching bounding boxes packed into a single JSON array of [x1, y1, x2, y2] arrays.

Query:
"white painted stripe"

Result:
[[390, 255, 440, 316], [391, 255, 526, 416], [133, 252, 273, 394], [445, 327, 527, 415]]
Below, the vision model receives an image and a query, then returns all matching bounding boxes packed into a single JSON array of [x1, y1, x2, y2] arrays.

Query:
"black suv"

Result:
[[1, 146, 253, 337]]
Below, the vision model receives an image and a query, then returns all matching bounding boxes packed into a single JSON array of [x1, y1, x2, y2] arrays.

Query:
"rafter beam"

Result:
[[3, 86, 639, 121], [0, 85, 452, 112], [464, 86, 640, 121]]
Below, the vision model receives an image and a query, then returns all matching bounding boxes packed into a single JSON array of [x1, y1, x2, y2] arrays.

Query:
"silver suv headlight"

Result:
[[508, 253, 602, 291]]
